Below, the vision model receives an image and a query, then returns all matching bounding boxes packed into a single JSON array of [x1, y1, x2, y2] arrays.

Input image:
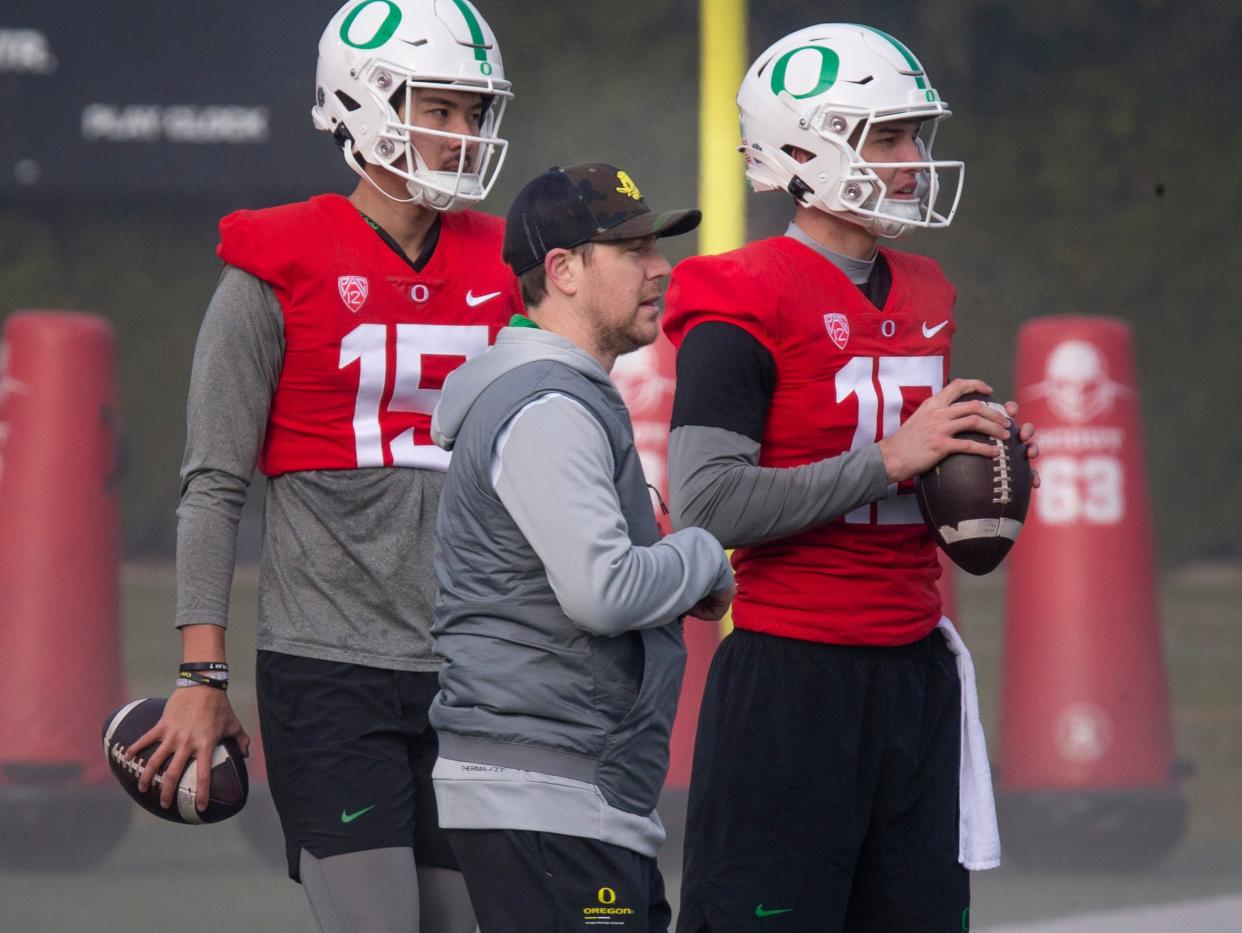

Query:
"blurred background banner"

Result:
[[1, 2, 337, 201]]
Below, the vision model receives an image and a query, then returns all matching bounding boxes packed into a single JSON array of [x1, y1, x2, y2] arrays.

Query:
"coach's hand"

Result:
[[878, 378, 1011, 484], [129, 686, 250, 812], [687, 582, 737, 622]]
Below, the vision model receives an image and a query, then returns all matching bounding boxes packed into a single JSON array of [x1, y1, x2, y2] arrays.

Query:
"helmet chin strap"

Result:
[[838, 166, 928, 239], [344, 144, 484, 212], [414, 184, 455, 210], [343, 145, 425, 206], [866, 163, 937, 237], [865, 198, 921, 239], [823, 205, 913, 240], [408, 169, 485, 211]]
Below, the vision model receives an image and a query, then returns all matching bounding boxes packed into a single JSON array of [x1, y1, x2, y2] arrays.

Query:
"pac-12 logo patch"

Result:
[[823, 312, 850, 349], [338, 275, 369, 313]]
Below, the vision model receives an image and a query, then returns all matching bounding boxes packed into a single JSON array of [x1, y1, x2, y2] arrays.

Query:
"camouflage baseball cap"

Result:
[[502, 163, 701, 275]]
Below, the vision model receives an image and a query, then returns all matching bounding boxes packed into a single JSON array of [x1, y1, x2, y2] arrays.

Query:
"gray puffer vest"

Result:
[[431, 359, 685, 815]]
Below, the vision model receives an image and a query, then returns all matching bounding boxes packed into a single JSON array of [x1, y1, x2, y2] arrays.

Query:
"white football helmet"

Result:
[[312, 0, 512, 210], [737, 24, 964, 238]]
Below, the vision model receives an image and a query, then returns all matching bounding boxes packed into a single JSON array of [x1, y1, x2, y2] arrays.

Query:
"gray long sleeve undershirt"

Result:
[[667, 424, 890, 549], [175, 266, 281, 628]]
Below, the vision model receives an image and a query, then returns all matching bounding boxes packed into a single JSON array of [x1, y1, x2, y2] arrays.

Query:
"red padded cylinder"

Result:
[[0, 311, 125, 786], [1002, 316, 1173, 790], [997, 316, 1183, 868]]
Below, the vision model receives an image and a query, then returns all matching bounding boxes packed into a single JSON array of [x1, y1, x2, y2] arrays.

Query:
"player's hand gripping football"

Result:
[[687, 581, 738, 621], [129, 684, 250, 813], [879, 378, 1037, 484], [128, 626, 250, 813]]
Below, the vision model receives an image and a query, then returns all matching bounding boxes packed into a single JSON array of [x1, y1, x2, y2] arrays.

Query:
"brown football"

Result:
[[915, 393, 1031, 575], [102, 697, 248, 824]]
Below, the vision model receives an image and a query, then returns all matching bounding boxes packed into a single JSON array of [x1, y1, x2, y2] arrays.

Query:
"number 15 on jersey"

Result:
[[339, 322, 489, 470]]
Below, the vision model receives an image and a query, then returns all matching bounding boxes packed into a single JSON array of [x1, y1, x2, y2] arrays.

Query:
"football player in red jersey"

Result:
[[664, 25, 1037, 933], [126, 3, 517, 931]]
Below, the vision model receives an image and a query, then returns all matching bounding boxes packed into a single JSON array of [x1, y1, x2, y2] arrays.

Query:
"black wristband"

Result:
[[179, 661, 229, 673]]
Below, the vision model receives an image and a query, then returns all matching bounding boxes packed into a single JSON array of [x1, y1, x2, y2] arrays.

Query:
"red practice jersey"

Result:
[[217, 194, 521, 476], [665, 236, 957, 646]]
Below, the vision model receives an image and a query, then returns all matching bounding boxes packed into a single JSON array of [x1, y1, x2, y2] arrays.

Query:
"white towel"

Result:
[[937, 616, 1002, 870]]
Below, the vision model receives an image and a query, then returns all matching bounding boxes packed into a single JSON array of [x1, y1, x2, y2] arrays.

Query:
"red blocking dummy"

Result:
[[0, 311, 130, 867], [999, 316, 1184, 868]]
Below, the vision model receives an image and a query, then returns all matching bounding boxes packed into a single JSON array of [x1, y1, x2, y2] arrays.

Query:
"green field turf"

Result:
[[0, 563, 1238, 931]]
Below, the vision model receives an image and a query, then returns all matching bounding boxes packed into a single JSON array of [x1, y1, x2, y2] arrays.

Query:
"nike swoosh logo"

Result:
[[466, 289, 501, 307], [922, 320, 949, 338], [755, 904, 794, 918], [340, 805, 376, 824]]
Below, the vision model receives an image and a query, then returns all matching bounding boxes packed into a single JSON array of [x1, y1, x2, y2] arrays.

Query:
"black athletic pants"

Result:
[[256, 652, 456, 881], [449, 828, 671, 932], [677, 627, 969, 933]]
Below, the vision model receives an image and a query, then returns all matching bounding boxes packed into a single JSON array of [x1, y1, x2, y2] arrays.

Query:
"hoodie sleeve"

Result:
[[491, 392, 732, 637]]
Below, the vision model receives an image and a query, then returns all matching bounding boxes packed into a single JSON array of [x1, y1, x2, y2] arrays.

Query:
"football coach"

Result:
[[426, 163, 735, 931]]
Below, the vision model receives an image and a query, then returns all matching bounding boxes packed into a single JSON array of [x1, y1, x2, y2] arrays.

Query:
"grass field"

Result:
[[1, 562, 1239, 931]]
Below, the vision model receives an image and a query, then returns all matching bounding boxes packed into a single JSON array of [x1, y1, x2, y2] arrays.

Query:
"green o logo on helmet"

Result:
[[340, 0, 403, 50], [770, 45, 840, 99]]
